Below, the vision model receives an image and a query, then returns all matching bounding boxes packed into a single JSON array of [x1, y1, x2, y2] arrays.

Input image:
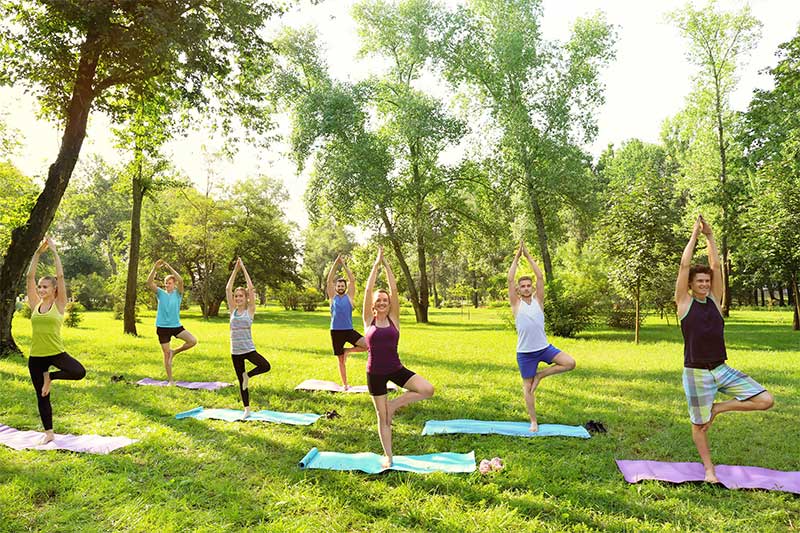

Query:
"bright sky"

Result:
[[1, 0, 799, 230]]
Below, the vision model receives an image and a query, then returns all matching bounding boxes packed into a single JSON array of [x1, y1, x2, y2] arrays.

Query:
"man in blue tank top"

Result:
[[675, 216, 773, 483], [508, 240, 575, 432], [327, 254, 366, 389]]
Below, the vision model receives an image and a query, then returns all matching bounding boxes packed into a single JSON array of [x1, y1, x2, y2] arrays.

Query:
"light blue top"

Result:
[[330, 294, 354, 330], [156, 287, 182, 327]]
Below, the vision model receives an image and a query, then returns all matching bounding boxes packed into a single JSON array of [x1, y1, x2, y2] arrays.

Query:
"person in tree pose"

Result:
[[26, 237, 86, 444], [225, 257, 271, 418], [676, 215, 773, 483], [363, 246, 434, 468], [508, 240, 576, 432], [146, 259, 197, 385], [326, 254, 366, 389]]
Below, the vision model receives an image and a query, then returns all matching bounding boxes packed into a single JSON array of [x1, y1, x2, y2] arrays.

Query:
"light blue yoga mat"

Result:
[[299, 447, 476, 474], [422, 419, 591, 438], [175, 406, 321, 426]]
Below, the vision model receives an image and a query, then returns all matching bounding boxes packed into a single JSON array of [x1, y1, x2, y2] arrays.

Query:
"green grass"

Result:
[[1, 306, 799, 532]]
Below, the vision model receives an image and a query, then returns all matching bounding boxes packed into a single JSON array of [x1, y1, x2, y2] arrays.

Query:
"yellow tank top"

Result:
[[30, 301, 65, 357]]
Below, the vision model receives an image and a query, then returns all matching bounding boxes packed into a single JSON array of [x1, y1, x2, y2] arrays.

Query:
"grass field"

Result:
[[1, 305, 799, 532]]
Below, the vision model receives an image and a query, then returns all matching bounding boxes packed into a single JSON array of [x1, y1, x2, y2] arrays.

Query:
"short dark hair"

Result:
[[336, 277, 347, 286], [689, 265, 713, 282], [517, 276, 533, 285]]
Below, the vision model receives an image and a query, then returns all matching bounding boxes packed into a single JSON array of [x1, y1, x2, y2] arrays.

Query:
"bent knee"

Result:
[[756, 391, 774, 410], [564, 358, 576, 371], [423, 384, 435, 398]]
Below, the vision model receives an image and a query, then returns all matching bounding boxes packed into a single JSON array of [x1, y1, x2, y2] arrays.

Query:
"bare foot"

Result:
[[41, 372, 51, 397], [168, 380, 175, 386], [529, 420, 539, 433], [530, 374, 542, 391], [241, 371, 249, 390], [381, 456, 393, 469], [700, 406, 720, 433], [343, 384, 350, 391], [386, 400, 398, 422], [242, 407, 251, 419], [39, 430, 55, 445], [704, 469, 720, 483]]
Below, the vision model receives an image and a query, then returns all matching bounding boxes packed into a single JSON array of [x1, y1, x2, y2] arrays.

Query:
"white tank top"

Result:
[[515, 298, 549, 352]]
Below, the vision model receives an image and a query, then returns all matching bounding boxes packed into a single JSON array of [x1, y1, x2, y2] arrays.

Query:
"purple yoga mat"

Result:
[[0, 424, 137, 454], [137, 378, 231, 390], [294, 379, 398, 393], [616, 460, 800, 494]]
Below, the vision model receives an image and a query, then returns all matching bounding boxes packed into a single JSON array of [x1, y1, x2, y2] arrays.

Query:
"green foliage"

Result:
[[16, 303, 31, 319], [300, 287, 322, 312], [63, 302, 83, 328], [301, 220, 357, 293], [275, 282, 301, 311], [69, 273, 113, 311], [0, 161, 37, 255], [544, 280, 593, 338]]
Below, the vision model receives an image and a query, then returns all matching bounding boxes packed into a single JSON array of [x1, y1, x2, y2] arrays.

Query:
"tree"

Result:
[[301, 220, 356, 293], [668, 0, 762, 317], [595, 140, 683, 343], [436, 0, 616, 281], [0, 162, 36, 260], [0, 1, 284, 354]]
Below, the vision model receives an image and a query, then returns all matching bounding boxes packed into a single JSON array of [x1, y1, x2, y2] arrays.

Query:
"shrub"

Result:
[[544, 280, 592, 338], [70, 272, 114, 310], [275, 282, 301, 311], [607, 300, 644, 330], [64, 302, 84, 328], [300, 287, 322, 312]]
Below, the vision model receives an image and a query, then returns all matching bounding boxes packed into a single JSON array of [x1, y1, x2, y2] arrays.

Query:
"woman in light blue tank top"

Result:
[[226, 258, 271, 418]]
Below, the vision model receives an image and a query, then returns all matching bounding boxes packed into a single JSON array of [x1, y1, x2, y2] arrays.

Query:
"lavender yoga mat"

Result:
[[295, 379, 398, 394], [0, 424, 137, 454], [137, 378, 231, 390], [616, 460, 800, 494]]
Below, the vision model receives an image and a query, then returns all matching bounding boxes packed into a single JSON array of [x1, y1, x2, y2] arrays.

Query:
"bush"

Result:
[[64, 302, 84, 328], [606, 300, 644, 330], [113, 301, 141, 322], [300, 287, 322, 312], [544, 280, 592, 338], [70, 273, 114, 310], [275, 282, 301, 311]]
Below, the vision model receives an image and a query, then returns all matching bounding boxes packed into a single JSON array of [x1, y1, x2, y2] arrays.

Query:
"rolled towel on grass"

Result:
[[299, 447, 476, 474], [0, 424, 137, 454], [616, 460, 800, 494], [422, 419, 591, 438], [137, 378, 231, 390], [175, 406, 321, 426]]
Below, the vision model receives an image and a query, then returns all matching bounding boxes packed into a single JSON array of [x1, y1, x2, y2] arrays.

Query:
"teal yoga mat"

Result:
[[422, 419, 591, 438], [298, 447, 476, 474], [175, 406, 321, 426]]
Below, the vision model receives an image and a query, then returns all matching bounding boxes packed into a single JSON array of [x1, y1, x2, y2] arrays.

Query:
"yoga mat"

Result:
[[0, 424, 137, 454], [298, 447, 475, 474], [616, 460, 800, 494], [294, 379, 398, 393], [175, 406, 321, 426], [137, 378, 231, 390], [422, 419, 591, 438]]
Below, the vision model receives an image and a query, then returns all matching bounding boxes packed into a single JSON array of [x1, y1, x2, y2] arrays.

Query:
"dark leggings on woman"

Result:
[[28, 352, 86, 431], [231, 351, 271, 407]]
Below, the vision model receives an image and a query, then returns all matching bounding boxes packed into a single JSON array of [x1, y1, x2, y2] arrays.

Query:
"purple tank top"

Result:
[[365, 318, 402, 375], [680, 296, 727, 368]]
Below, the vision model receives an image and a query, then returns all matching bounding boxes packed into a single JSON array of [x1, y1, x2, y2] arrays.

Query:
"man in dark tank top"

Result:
[[675, 216, 773, 483]]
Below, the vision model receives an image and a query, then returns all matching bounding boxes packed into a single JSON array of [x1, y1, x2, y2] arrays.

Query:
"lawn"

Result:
[[1, 306, 798, 532]]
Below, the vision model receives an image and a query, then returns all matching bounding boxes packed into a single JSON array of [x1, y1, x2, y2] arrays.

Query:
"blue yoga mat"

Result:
[[175, 406, 321, 426], [422, 419, 591, 438], [298, 447, 476, 474]]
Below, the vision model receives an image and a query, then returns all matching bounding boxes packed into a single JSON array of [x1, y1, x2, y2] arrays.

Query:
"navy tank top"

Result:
[[365, 318, 402, 375], [680, 296, 727, 368]]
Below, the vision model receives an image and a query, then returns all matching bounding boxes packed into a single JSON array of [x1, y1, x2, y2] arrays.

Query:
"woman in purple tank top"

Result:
[[362, 246, 434, 468]]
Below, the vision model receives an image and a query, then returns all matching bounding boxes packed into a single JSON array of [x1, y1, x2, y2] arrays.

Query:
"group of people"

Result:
[[23, 216, 774, 477]]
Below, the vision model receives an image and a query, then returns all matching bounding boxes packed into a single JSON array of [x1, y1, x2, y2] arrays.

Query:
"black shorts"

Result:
[[367, 366, 415, 396], [157, 326, 185, 345], [330, 329, 363, 356]]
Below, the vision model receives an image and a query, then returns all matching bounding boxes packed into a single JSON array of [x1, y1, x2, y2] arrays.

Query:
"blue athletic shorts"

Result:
[[516, 344, 561, 379]]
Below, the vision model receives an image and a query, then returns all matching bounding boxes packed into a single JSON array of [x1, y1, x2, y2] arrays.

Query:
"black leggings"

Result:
[[231, 351, 271, 407], [28, 352, 86, 431]]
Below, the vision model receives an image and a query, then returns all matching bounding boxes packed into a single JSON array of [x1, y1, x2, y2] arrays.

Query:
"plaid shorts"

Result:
[[682, 364, 766, 424]]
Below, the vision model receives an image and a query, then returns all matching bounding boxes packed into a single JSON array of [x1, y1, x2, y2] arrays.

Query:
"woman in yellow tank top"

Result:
[[26, 237, 85, 444]]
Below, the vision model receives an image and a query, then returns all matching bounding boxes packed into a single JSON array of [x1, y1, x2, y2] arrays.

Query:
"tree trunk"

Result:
[[124, 163, 144, 335], [0, 33, 101, 356], [634, 280, 640, 345], [431, 258, 440, 308], [106, 241, 117, 276], [778, 285, 785, 307], [415, 225, 430, 323], [207, 298, 222, 317], [471, 271, 479, 308], [529, 192, 554, 282], [380, 211, 427, 323], [792, 272, 800, 331], [760, 287, 765, 307]]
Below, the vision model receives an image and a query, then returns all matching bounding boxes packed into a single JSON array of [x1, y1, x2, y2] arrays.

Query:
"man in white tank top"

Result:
[[508, 240, 576, 432]]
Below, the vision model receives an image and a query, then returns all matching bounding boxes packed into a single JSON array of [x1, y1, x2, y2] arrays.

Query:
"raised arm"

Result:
[[342, 258, 357, 305], [240, 258, 256, 317], [362, 249, 382, 330], [700, 217, 724, 304], [675, 217, 702, 307], [521, 242, 545, 307], [226, 258, 240, 312], [382, 253, 400, 326], [146, 259, 162, 293], [26, 239, 48, 309], [508, 241, 523, 310], [164, 261, 184, 293], [326, 255, 341, 300], [46, 237, 68, 313]]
